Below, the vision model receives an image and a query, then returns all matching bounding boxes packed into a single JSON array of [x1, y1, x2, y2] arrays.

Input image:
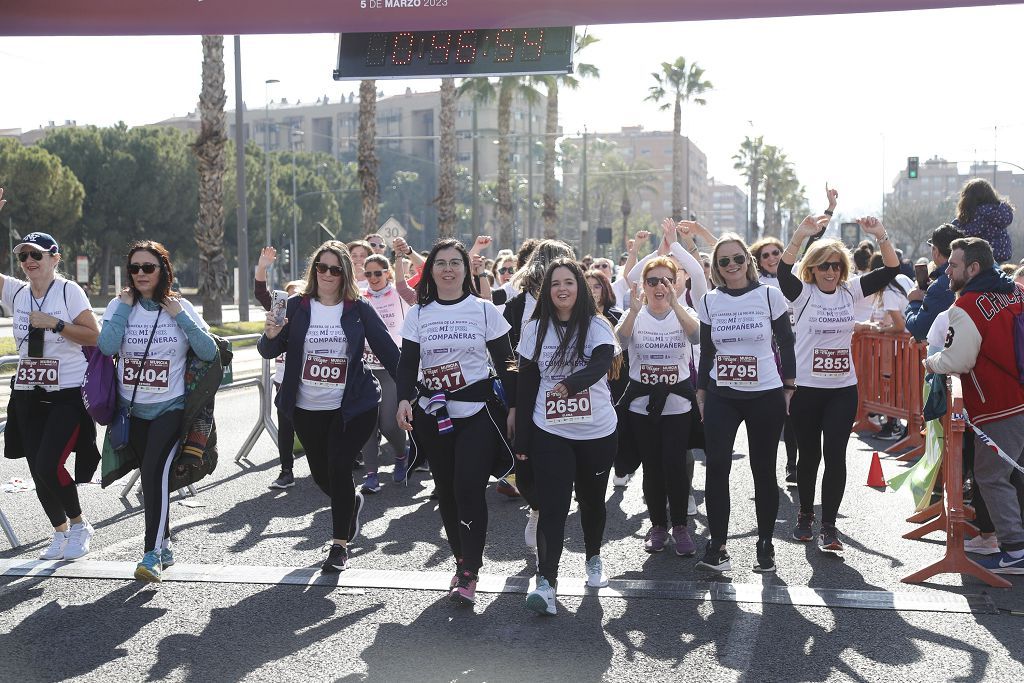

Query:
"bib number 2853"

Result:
[[812, 348, 850, 378], [716, 354, 758, 387], [545, 388, 592, 425]]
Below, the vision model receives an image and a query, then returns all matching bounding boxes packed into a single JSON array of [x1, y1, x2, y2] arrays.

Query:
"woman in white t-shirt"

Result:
[[259, 241, 400, 574], [99, 241, 219, 582], [695, 233, 796, 574], [860, 252, 908, 335], [516, 259, 621, 616], [616, 256, 700, 559], [777, 216, 900, 553], [396, 239, 517, 607], [0, 229, 100, 563]]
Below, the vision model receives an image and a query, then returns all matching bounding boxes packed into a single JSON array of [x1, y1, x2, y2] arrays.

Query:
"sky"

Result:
[[2, 4, 1023, 221]]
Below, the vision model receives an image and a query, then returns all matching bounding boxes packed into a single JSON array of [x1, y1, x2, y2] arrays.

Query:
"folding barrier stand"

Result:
[[0, 360, 23, 548], [235, 357, 278, 463], [851, 331, 926, 459]]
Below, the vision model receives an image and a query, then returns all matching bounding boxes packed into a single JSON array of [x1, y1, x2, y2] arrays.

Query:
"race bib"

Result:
[[716, 354, 758, 387], [301, 354, 348, 389], [14, 358, 59, 389], [121, 358, 171, 393], [422, 361, 466, 393], [544, 388, 593, 425], [640, 363, 679, 385], [362, 346, 381, 368], [812, 348, 851, 378]]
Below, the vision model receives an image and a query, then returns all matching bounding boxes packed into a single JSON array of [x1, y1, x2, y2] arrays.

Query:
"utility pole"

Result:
[[471, 101, 480, 237], [264, 78, 279, 289], [291, 128, 303, 281], [233, 35, 250, 322], [581, 127, 589, 255], [527, 99, 534, 239]]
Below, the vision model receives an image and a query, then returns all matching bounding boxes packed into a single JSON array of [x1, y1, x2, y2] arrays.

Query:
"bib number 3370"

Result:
[[716, 354, 758, 387], [301, 354, 348, 389], [122, 358, 170, 393], [14, 358, 59, 389], [545, 388, 593, 425]]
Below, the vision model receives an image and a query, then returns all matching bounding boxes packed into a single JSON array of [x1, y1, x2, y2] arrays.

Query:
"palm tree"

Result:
[[436, 77, 457, 238], [456, 78, 496, 237], [495, 77, 542, 246], [759, 145, 786, 237], [733, 135, 764, 240], [646, 58, 712, 221], [358, 79, 379, 235], [538, 32, 600, 239], [192, 35, 229, 324]]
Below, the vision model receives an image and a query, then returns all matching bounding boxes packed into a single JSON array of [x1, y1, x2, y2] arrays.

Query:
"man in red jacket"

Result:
[[924, 237, 1024, 574]]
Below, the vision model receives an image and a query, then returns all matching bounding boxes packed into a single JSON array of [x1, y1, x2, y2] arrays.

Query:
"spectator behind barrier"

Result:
[[904, 223, 964, 341], [952, 178, 1014, 262]]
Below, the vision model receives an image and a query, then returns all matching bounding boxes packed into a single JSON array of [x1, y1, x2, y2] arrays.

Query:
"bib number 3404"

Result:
[[716, 354, 758, 387], [544, 388, 593, 425], [122, 358, 170, 393], [14, 358, 59, 389], [301, 354, 348, 389]]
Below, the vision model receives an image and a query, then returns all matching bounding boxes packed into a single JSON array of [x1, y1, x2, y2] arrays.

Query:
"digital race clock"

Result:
[[333, 27, 575, 80]]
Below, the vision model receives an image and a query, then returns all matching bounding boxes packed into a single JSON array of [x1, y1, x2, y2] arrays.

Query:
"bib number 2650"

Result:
[[545, 388, 592, 425]]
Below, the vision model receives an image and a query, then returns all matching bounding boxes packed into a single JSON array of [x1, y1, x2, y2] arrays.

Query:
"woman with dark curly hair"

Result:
[[953, 178, 1014, 262]]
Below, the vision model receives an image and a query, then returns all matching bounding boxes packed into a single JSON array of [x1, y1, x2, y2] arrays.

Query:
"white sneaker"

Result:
[[964, 534, 1000, 556], [40, 531, 68, 560], [612, 473, 632, 487], [526, 576, 557, 615], [586, 556, 609, 588], [688, 494, 698, 517], [62, 520, 94, 560], [524, 509, 539, 550]]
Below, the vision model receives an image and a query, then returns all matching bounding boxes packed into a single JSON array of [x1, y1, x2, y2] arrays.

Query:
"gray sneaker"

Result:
[[644, 526, 669, 553], [269, 469, 295, 489]]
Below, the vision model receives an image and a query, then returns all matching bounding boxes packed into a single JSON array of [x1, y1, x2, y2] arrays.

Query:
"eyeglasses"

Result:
[[497, 267, 515, 275], [717, 255, 747, 268], [17, 251, 44, 262], [595, 263, 611, 270], [314, 262, 344, 276], [645, 276, 675, 287], [815, 261, 843, 272], [759, 250, 782, 259], [369, 242, 385, 250], [128, 263, 159, 274], [364, 270, 385, 278], [432, 259, 464, 270]]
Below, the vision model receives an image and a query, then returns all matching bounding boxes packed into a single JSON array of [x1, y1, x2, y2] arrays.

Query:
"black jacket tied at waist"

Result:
[[616, 377, 696, 420]]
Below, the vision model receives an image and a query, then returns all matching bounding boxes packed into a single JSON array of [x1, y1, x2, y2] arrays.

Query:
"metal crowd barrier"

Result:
[[0, 353, 21, 547]]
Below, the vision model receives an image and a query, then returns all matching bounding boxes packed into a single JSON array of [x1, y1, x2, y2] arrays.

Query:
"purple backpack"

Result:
[[81, 346, 117, 425]]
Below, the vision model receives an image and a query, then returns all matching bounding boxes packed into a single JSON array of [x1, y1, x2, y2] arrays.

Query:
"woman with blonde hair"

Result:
[[777, 216, 899, 552]]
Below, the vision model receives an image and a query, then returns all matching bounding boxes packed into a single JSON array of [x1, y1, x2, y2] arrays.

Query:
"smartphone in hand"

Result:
[[914, 263, 929, 290], [271, 290, 288, 326]]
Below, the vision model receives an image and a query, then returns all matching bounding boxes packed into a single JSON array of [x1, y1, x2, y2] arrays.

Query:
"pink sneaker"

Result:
[[671, 525, 696, 556], [644, 526, 669, 553], [450, 570, 478, 605]]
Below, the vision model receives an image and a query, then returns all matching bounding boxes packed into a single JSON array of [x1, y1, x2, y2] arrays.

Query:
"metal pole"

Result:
[[471, 101, 480, 236], [581, 127, 589, 254], [264, 78, 279, 290], [291, 128, 302, 281], [8, 218, 13, 277], [527, 99, 534, 238], [233, 36, 250, 322]]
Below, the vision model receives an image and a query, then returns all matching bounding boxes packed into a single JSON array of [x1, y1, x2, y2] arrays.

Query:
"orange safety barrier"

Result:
[[902, 375, 1011, 588], [851, 331, 926, 459]]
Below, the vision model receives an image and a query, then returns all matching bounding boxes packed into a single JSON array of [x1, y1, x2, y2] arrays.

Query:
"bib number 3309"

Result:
[[545, 388, 592, 425], [716, 354, 758, 387]]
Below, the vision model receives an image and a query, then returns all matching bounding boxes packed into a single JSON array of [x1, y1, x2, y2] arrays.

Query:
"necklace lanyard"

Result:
[[16, 279, 57, 352]]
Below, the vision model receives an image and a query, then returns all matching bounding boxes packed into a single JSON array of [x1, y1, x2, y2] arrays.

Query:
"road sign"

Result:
[[841, 222, 861, 248], [378, 217, 406, 241]]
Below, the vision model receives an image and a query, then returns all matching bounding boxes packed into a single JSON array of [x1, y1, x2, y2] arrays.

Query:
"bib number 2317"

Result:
[[301, 354, 348, 389], [545, 388, 592, 425], [716, 354, 758, 387], [422, 362, 466, 392], [122, 358, 170, 393]]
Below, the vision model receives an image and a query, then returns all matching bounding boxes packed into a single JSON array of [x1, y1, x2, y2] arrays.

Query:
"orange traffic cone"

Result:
[[866, 451, 886, 488]]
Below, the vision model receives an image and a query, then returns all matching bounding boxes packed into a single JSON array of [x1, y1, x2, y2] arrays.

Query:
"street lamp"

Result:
[[264, 78, 279, 287], [290, 127, 304, 281]]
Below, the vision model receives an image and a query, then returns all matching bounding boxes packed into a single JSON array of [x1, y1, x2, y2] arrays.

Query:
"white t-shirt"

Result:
[[624, 306, 695, 415], [518, 317, 620, 439], [521, 292, 538, 329], [3, 276, 91, 391], [870, 281, 909, 325], [363, 284, 408, 369], [789, 277, 868, 388], [759, 272, 796, 325], [612, 277, 631, 311], [927, 309, 951, 355], [851, 270, 875, 322], [295, 301, 349, 411], [401, 295, 511, 418], [698, 284, 788, 392], [102, 297, 208, 403]]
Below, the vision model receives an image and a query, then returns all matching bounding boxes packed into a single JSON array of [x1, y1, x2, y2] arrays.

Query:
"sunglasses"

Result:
[[17, 251, 44, 262], [129, 262, 160, 274], [717, 255, 747, 268], [369, 242, 385, 249], [315, 262, 344, 276], [759, 250, 782, 259], [595, 263, 610, 269], [364, 270, 385, 278], [815, 261, 843, 272], [497, 267, 515, 275], [645, 276, 675, 287]]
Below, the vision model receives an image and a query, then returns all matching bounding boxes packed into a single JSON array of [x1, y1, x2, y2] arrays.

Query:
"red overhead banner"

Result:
[[3, 0, 1020, 36]]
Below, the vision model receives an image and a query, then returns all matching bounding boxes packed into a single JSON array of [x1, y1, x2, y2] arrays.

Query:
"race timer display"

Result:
[[334, 27, 575, 79]]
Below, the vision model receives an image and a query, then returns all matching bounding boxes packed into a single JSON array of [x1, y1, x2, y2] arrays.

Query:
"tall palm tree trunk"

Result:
[[358, 79, 380, 235], [193, 35, 229, 324], [542, 80, 558, 238], [749, 173, 760, 239], [671, 97, 683, 221], [436, 78, 457, 238], [496, 82, 514, 247]]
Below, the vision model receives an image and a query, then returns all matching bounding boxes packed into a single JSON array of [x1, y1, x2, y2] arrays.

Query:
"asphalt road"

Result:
[[1, 386, 1022, 682]]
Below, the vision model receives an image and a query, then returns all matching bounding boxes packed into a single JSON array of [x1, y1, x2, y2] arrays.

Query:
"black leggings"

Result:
[[783, 417, 798, 470], [703, 389, 787, 546], [630, 411, 692, 527], [274, 383, 296, 470], [790, 385, 859, 525], [15, 391, 83, 529], [413, 406, 502, 574], [129, 410, 183, 552], [292, 406, 377, 540], [531, 428, 616, 584]]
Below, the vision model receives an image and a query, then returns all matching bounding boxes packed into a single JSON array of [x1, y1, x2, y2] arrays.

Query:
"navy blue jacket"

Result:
[[905, 261, 955, 341], [257, 295, 400, 421]]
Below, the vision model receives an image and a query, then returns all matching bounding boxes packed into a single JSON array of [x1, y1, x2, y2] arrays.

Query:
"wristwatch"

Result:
[[54, 320, 65, 334]]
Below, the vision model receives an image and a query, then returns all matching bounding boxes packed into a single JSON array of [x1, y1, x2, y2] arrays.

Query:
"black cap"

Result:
[[927, 224, 964, 258], [13, 232, 59, 255]]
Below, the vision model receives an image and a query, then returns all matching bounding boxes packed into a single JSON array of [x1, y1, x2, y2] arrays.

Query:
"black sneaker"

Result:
[[819, 525, 844, 552], [754, 539, 776, 573], [348, 491, 365, 542], [792, 511, 815, 542], [785, 467, 798, 487], [321, 543, 348, 573], [269, 469, 295, 490], [877, 421, 905, 441], [696, 543, 731, 572], [874, 422, 895, 440]]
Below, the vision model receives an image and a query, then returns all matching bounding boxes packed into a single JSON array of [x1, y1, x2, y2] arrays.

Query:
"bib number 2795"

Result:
[[716, 354, 758, 387]]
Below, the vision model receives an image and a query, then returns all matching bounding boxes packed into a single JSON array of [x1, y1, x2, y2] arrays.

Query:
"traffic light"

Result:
[[281, 249, 290, 267], [907, 156, 919, 179]]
